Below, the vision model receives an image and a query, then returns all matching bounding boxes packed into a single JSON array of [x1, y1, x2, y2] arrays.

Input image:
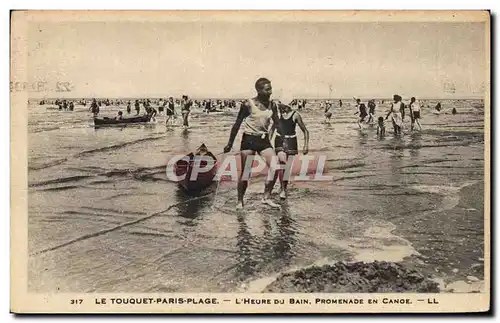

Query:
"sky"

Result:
[[27, 20, 487, 99]]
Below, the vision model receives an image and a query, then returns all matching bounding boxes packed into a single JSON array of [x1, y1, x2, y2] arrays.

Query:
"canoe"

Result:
[[93, 115, 151, 126], [174, 144, 218, 192]]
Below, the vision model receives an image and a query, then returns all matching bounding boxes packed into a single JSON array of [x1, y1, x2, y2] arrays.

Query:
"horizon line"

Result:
[[28, 95, 485, 101]]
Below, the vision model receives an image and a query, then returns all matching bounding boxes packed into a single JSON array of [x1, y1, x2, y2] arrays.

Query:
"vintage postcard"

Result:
[[11, 10, 490, 313]]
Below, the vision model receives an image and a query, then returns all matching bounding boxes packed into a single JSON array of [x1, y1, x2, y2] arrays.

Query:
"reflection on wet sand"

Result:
[[409, 132, 422, 159], [174, 188, 213, 220], [181, 128, 190, 139], [271, 205, 299, 267], [234, 205, 298, 281], [236, 213, 259, 278], [389, 140, 405, 186]]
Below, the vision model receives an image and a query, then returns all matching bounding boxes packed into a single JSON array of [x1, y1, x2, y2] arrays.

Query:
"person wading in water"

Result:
[[165, 97, 176, 126], [134, 100, 140, 115], [223, 78, 287, 210], [181, 95, 192, 128], [386, 94, 405, 135], [367, 99, 376, 124], [354, 98, 368, 129], [269, 97, 309, 200], [126, 101, 131, 114], [324, 101, 333, 123], [409, 96, 422, 131], [89, 98, 99, 117]]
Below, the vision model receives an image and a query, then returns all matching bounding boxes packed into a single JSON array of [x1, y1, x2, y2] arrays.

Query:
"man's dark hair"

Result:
[[255, 78, 271, 90]]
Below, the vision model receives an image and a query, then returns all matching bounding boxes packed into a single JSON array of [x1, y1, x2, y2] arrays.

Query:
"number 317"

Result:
[[70, 299, 83, 305]]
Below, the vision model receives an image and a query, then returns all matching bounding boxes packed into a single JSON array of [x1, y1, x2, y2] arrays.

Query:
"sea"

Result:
[[27, 98, 486, 293]]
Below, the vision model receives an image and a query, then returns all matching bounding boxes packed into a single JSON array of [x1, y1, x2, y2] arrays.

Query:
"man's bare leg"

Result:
[[237, 150, 255, 209]]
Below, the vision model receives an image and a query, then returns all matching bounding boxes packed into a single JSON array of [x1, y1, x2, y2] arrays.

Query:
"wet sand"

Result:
[[264, 261, 439, 293]]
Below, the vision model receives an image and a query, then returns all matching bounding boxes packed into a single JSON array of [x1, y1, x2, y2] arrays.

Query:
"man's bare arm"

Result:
[[224, 102, 249, 151]]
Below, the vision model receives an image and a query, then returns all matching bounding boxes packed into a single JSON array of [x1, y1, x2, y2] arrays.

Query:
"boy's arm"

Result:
[[295, 113, 309, 155]]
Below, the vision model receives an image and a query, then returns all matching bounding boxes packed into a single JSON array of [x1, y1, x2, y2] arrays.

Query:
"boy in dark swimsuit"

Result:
[[270, 98, 309, 200]]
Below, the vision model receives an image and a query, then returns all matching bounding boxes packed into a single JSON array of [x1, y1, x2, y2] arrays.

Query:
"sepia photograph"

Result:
[[10, 10, 490, 313]]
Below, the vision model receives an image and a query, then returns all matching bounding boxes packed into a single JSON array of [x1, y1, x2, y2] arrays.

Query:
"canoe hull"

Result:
[[94, 115, 151, 126], [174, 152, 218, 193]]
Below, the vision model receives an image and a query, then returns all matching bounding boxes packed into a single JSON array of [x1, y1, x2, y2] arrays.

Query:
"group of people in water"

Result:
[[320, 94, 455, 136], [47, 91, 451, 141], [86, 96, 248, 128], [53, 99, 75, 111], [352, 95, 423, 135], [42, 79, 462, 211]]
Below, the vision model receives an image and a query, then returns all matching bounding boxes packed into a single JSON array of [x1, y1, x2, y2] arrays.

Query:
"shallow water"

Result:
[[27, 99, 485, 292]]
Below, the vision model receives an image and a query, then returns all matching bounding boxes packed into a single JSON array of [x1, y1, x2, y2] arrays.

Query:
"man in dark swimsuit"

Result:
[[223, 78, 287, 209], [270, 98, 309, 200]]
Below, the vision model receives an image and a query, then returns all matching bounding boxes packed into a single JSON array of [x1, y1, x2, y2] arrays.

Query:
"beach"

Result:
[[27, 99, 485, 293]]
